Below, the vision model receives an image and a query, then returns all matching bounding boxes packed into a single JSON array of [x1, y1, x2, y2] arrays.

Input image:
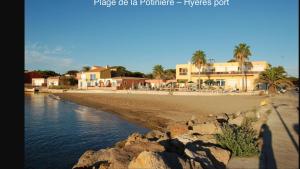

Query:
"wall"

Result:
[[47, 79, 59, 87], [32, 78, 46, 86]]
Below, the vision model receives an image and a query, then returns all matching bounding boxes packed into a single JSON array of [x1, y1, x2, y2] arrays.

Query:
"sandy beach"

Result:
[[56, 93, 267, 130]]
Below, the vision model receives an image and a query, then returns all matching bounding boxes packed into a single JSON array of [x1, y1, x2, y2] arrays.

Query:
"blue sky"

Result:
[[25, 0, 299, 77]]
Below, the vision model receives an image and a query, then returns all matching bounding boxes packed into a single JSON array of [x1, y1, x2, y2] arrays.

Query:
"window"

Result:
[[215, 79, 225, 86], [179, 68, 188, 75], [90, 74, 96, 80]]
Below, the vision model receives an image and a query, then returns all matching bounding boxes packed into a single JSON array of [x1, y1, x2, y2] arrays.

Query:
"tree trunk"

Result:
[[198, 68, 201, 92]]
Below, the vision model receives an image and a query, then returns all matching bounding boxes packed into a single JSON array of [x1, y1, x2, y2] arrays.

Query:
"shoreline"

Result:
[[55, 93, 266, 131]]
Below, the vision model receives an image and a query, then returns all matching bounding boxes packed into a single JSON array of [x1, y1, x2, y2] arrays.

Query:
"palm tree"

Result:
[[234, 43, 252, 92], [152, 65, 164, 79], [81, 66, 91, 72], [255, 66, 293, 94], [191, 50, 207, 90]]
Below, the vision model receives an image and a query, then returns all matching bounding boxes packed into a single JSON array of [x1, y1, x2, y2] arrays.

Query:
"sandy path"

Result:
[[260, 91, 299, 169], [56, 93, 265, 131]]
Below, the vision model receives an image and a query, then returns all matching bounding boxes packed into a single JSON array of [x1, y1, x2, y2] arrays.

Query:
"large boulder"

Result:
[[175, 133, 217, 145], [184, 148, 216, 169], [96, 148, 133, 169], [206, 146, 231, 166], [73, 150, 98, 169], [128, 151, 170, 169], [191, 122, 222, 135], [145, 130, 165, 141], [228, 115, 244, 126], [123, 141, 165, 155], [168, 123, 189, 138], [185, 141, 230, 169], [125, 132, 148, 146]]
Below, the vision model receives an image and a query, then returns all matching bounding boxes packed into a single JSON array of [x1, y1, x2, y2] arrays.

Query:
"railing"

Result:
[[179, 72, 187, 75], [190, 71, 262, 75]]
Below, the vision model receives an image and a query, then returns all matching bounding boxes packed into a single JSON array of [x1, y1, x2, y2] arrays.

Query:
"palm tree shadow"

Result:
[[259, 124, 277, 169]]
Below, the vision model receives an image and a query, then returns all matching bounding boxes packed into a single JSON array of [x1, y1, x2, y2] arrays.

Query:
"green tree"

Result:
[[34, 70, 60, 78], [255, 66, 294, 94], [110, 66, 130, 77], [234, 43, 252, 92], [81, 66, 91, 72], [191, 50, 207, 90], [164, 69, 176, 80], [66, 70, 79, 76], [152, 65, 164, 79]]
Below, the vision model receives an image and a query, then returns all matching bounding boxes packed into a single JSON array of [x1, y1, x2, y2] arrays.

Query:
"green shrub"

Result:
[[215, 123, 259, 157]]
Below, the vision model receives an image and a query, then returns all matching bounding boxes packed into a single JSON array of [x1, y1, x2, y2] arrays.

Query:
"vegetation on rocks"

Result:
[[215, 122, 259, 157]]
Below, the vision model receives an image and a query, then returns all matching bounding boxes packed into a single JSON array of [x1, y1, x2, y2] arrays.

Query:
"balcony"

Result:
[[179, 72, 187, 75], [191, 71, 262, 76]]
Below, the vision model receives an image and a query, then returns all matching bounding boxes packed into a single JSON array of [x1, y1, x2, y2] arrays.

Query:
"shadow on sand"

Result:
[[259, 124, 277, 169], [272, 103, 299, 152]]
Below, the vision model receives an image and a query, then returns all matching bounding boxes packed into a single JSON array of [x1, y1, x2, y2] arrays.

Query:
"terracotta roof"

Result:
[[87, 67, 108, 72]]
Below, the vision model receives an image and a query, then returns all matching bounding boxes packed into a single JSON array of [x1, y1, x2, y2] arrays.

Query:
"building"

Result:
[[145, 79, 166, 88], [24, 71, 43, 84], [111, 77, 146, 90], [32, 78, 47, 86], [47, 76, 60, 87], [176, 61, 269, 91], [77, 65, 112, 89]]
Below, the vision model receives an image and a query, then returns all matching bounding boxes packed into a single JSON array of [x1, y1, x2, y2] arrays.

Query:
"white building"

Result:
[[32, 78, 46, 86]]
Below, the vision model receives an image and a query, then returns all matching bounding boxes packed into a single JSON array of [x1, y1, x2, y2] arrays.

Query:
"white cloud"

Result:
[[25, 43, 77, 73]]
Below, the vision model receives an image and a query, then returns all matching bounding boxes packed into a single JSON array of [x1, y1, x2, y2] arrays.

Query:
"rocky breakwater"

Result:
[[72, 99, 272, 169]]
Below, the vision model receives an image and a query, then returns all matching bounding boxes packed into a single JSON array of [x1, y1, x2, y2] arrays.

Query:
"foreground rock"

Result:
[[73, 100, 272, 169]]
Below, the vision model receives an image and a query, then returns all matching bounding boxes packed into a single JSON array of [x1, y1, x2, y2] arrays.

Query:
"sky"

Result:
[[25, 0, 299, 77]]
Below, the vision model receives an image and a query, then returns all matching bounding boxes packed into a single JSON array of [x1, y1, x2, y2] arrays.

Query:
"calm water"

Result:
[[25, 93, 149, 169]]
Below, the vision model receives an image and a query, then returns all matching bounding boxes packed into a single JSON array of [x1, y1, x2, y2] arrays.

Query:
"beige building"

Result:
[[32, 78, 46, 86], [47, 76, 60, 87], [77, 66, 112, 89], [176, 61, 269, 91]]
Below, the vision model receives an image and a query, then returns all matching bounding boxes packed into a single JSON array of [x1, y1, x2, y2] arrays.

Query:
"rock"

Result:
[[184, 147, 216, 169], [114, 140, 126, 149], [125, 132, 147, 146], [175, 133, 217, 145], [206, 146, 231, 166], [168, 123, 189, 138], [191, 122, 222, 135], [160, 151, 203, 169], [96, 148, 133, 169], [216, 114, 229, 123], [185, 141, 230, 169], [73, 150, 98, 169], [228, 115, 244, 126], [145, 130, 165, 140], [128, 151, 170, 169], [187, 120, 195, 127], [158, 138, 185, 156], [123, 141, 165, 155]]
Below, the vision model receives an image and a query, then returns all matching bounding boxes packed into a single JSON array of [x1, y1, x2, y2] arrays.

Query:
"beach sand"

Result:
[[56, 93, 266, 131]]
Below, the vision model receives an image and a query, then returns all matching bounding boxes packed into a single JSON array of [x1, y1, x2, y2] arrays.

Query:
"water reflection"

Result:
[[74, 106, 102, 123], [25, 93, 149, 169]]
